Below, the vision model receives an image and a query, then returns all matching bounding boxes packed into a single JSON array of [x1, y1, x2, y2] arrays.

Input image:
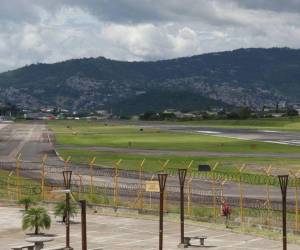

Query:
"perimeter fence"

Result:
[[0, 156, 300, 233]]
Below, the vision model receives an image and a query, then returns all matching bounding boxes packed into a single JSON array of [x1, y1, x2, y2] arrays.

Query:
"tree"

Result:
[[54, 201, 78, 223], [18, 197, 36, 211], [22, 207, 51, 235], [286, 107, 299, 117]]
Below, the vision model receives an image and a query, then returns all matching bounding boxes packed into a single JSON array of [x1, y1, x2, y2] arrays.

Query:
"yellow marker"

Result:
[[16, 154, 22, 200], [89, 157, 96, 194], [114, 159, 122, 207], [138, 159, 146, 210], [40, 154, 48, 200]]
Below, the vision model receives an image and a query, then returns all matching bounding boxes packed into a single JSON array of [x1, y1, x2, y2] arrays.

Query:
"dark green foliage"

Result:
[[22, 207, 51, 234], [1, 48, 300, 114], [227, 107, 252, 119], [18, 197, 36, 211], [286, 107, 299, 116], [53, 201, 78, 223]]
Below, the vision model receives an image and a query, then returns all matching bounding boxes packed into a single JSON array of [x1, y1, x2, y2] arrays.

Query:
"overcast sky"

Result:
[[1, 0, 300, 73]]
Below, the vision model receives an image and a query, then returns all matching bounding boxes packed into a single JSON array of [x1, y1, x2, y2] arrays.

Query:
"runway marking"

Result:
[[263, 140, 300, 146], [8, 125, 36, 158], [197, 130, 221, 134]]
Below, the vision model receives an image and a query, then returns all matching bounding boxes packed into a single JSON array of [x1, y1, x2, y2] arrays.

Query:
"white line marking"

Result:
[[197, 130, 221, 134]]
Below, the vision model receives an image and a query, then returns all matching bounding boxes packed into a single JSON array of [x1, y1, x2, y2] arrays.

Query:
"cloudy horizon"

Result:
[[1, 0, 300, 73]]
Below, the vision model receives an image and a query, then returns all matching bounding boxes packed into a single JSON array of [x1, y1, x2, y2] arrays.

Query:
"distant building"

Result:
[[278, 101, 287, 109]]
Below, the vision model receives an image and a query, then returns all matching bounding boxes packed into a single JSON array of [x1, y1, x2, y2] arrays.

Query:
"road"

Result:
[[0, 122, 298, 203]]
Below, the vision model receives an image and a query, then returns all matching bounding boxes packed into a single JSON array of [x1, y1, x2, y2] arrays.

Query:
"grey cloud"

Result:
[[232, 0, 300, 13], [0, 0, 41, 23], [0, 0, 300, 73], [34, 0, 245, 26]]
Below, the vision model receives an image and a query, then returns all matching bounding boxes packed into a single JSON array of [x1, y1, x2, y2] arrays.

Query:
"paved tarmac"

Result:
[[0, 206, 299, 250], [156, 125, 300, 146]]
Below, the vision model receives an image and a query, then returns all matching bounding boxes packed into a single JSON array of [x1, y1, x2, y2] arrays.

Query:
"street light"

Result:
[[178, 169, 187, 247], [158, 173, 168, 250], [278, 175, 289, 250], [63, 170, 73, 250]]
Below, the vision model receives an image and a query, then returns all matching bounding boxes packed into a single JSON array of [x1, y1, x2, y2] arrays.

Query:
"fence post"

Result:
[[187, 176, 193, 217], [186, 161, 193, 217], [16, 154, 22, 200], [139, 159, 145, 210], [159, 160, 169, 213], [40, 154, 47, 200], [7, 171, 14, 200], [264, 165, 272, 227], [290, 170, 300, 232], [237, 164, 245, 225], [89, 157, 96, 195], [114, 159, 122, 208], [212, 162, 219, 222], [76, 173, 83, 200], [149, 174, 155, 209]]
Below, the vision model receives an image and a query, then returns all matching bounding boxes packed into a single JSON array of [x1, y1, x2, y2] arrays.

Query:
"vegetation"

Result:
[[22, 207, 51, 235], [54, 201, 78, 223], [48, 120, 300, 186], [18, 197, 36, 211], [2, 48, 300, 113], [0, 170, 40, 200], [49, 122, 300, 154]]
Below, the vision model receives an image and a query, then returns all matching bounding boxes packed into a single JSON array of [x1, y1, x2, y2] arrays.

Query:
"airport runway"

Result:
[[155, 125, 300, 146], [0, 122, 298, 202], [0, 122, 57, 162]]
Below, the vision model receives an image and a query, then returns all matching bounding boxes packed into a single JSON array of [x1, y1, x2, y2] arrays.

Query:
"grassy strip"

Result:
[[57, 149, 300, 186], [0, 170, 41, 200], [49, 122, 300, 154], [48, 117, 300, 131]]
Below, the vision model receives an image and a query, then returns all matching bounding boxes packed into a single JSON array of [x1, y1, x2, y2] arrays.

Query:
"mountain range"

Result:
[[1, 47, 300, 114]]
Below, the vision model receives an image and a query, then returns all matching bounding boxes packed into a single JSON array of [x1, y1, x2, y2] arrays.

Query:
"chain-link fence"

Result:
[[0, 157, 299, 233]]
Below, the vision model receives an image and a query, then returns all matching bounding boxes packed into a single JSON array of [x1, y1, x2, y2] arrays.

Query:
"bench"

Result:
[[11, 244, 35, 250], [184, 236, 207, 246]]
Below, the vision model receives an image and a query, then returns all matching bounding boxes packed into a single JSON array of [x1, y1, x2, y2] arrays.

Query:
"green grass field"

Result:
[[49, 121, 300, 154], [48, 120, 300, 181], [172, 117, 300, 131]]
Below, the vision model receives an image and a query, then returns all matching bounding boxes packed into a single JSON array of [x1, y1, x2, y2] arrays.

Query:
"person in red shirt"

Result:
[[221, 199, 231, 228]]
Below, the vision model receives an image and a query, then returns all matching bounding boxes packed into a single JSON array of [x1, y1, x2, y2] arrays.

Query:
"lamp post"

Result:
[[158, 173, 168, 250], [178, 169, 187, 247], [63, 170, 73, 250], [278, 175, 289, 250]]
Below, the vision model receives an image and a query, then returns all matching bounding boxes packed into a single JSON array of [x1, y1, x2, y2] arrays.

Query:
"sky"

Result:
[[0, 0, 300, 73]]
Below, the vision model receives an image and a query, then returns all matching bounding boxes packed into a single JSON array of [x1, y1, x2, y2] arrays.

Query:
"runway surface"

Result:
[[153, 125, 300, 146], [0, 122, 298, 202]]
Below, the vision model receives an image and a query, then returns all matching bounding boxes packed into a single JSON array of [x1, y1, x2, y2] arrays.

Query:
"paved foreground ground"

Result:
[[0, 206, 299, 250]]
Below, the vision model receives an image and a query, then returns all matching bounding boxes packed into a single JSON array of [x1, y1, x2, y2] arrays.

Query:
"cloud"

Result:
[[0, 0, 300, 73], [232, 0, 300, 13]]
